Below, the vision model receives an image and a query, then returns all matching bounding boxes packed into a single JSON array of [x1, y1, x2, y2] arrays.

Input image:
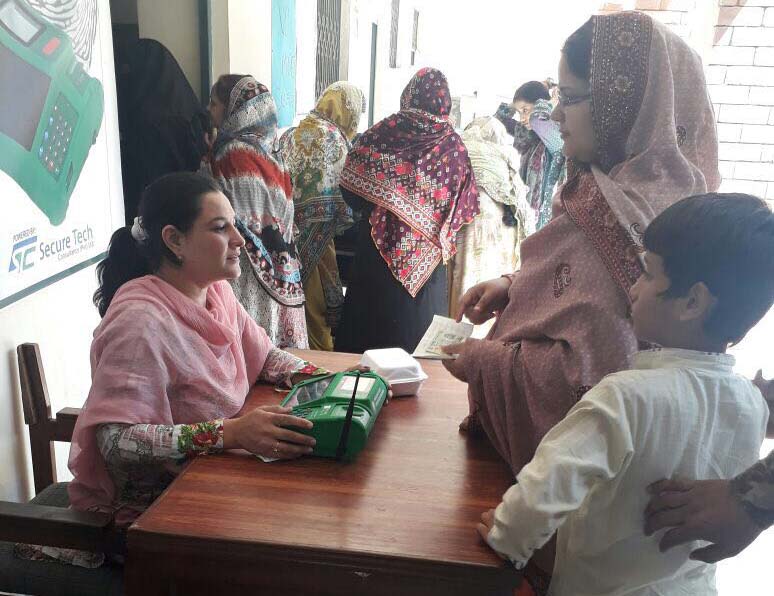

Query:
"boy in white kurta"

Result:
[[479, 193, 774, 596]]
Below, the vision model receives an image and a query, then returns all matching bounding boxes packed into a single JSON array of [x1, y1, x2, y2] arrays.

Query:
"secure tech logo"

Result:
[[8, 228, 37, 273]]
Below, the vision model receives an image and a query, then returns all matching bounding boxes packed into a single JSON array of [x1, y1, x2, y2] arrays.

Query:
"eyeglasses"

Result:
[[557, 92, 592, 107]]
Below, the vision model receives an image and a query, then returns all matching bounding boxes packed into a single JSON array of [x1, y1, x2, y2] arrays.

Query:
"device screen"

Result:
[[0, 2, 42, 44], [336, 375, 375, 397], [0, 43, 51, 150], [285, 377, 334, 408]]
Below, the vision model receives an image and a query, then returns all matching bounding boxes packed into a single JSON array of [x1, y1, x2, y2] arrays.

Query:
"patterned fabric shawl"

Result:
[[562, 11, 720, 296], [202, 76, 304, 306], [461, 116, 524, 209], [280, 82, 364, 282], [462, 116, 533, 234], [340, 68, 480, 297]]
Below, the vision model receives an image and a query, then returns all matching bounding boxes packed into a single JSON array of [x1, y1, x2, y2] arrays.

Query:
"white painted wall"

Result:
[[415, 0, 602, 125], [226, 0, 271, 84], [345, 0, 603, 128], [346, 0, 422, 128], [209, 0, 230, 89], [0, 267, 104, 501], [137, 0, 201, 99], [371, 0, 421, 121], [133, 0, 275, 103], [2, 0, 125, 503], [221, 0, 317, 126], [295, 0, 318, 118], [345, 0, 374, 130]]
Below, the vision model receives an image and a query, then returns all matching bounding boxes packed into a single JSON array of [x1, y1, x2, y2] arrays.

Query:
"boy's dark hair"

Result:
[[643, 193, 774, 345], [513, 81, 551, 104]]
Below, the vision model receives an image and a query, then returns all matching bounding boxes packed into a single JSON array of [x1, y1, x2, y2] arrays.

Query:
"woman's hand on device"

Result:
[[224, 405, 315, 459]]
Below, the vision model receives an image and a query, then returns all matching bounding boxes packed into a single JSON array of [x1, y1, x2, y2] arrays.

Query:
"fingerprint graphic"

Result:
[[26, 0, 98, 67]]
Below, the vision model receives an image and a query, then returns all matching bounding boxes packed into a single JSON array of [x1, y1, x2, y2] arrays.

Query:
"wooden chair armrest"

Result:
[[0, 500, 125, 554], [52, 407, 81, 442]]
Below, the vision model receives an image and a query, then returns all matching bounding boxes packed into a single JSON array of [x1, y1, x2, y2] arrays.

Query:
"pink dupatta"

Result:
[[68, 276, 273, 515], [459, 12, 719, 475]]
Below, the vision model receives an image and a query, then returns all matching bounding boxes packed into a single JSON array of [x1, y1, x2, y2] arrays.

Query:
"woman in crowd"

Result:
[[280, 82, 365, 350], [200, 75, 307, 348], [445, 11, 719, 475], [449, 116, 531, 327], [115, 37, 208, 224], [334, 67, 479, 353], [511, 81, 567, 231], [67, 173, 330, 532]]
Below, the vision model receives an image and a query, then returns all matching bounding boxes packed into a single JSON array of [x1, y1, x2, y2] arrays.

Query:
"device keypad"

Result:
[[38, 93, 77, 179]]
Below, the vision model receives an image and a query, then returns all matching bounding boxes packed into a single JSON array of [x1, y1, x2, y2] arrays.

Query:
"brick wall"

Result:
[[601, 0, 696, 38], [602, 1, 774, 207], [634, 0, 696, 38], [711, 0, 774, 203]]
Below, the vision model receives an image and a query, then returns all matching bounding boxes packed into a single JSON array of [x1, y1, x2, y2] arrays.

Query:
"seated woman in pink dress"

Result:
[[68, 172, 331, 527], [444, 11, 720, 476]]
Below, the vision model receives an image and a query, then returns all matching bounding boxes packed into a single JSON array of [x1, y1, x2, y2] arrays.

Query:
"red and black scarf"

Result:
[[340, 68, 479, 297]]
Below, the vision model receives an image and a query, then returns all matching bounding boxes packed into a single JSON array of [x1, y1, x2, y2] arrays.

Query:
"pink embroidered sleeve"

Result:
[[258, 348, 329, 388]]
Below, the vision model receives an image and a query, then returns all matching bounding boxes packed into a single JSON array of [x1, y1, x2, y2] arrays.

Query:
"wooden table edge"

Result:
[[127, 526, 520, 586]]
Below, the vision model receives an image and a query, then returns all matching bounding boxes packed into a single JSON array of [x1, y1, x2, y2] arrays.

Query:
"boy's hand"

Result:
[[477, 508, 496, 543]]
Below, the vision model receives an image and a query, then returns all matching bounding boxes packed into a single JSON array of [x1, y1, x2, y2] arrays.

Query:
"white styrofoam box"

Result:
[[360, 348, 428, 397]]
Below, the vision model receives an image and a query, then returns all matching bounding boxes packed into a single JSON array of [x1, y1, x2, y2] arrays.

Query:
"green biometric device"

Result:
[[0, 0, 103, 225], [281, 371, 388, 461]]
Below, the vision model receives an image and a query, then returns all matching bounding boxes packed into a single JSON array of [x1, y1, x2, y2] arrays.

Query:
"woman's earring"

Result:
[[176, 254, 184, 265]]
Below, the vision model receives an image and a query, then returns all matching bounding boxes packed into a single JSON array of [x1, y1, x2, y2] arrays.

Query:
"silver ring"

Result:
[[272, 441, 280, 455]]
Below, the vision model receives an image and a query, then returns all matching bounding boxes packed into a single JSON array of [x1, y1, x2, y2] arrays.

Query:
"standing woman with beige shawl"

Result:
[[444, 12, 719, 477], [450, 116, 531, 327]]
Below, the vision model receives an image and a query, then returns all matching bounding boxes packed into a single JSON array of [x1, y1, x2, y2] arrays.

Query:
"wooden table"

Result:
[[125, 350, 520, 595]]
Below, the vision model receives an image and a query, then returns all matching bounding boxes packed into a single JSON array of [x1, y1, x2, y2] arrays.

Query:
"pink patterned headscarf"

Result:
[[340, 68, 479, 297]]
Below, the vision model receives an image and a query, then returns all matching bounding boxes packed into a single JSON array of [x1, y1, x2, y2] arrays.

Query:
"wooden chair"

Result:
[[0, 343, 124, 596]]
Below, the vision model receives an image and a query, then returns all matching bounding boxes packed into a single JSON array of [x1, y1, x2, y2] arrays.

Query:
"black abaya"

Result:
[[334, 188, 448, 354]]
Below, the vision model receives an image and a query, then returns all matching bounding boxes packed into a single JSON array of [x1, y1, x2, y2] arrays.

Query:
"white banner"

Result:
[[1, 0, 121, 308]]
